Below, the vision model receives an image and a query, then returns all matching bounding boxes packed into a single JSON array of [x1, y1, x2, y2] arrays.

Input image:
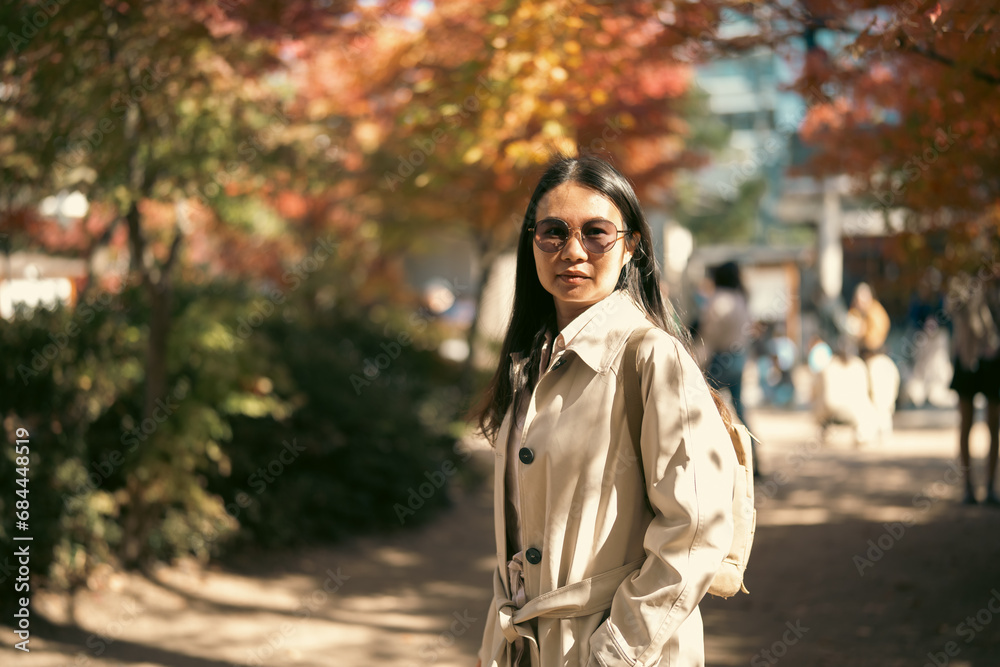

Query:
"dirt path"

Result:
[[4, 408, 1000, 667]]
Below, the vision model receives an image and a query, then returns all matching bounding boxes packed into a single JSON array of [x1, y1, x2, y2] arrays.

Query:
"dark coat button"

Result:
[[526, 547, 542, 564], [518, 447, 534, 464], [551, 358, 565, 369]]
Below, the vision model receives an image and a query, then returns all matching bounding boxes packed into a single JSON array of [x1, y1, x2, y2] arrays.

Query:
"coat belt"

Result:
[[490, 557, 645, 667]]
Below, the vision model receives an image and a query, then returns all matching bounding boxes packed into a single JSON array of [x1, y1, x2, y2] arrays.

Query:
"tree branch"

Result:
[[162, 230, 183, 274], [126, 201, 147, 285], [162, 204, 186, 275], [898, 39, 1000, 86], [799, 12, 1000, 87]]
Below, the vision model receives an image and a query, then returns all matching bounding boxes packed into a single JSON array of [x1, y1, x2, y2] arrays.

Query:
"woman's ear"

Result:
[[625, 231, 640, 262]]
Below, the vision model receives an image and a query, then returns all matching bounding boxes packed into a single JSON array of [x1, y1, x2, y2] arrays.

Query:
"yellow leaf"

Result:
[[206, 441, 223, 462], [90, 491, 117, 515], [354, 121, 381, 153], [463, 146, 484, 164], [542, 120, 564, 138], [553, 137, 577, 156]]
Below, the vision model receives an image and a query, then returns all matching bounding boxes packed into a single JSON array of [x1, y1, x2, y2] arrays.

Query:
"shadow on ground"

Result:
[[4, 411, 1000, 667], [703, 511, 1000, 667]]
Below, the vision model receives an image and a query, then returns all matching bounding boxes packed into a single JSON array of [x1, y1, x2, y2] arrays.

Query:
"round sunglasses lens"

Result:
[[582, 221, 617, 253], [534, 221, 568, 252]]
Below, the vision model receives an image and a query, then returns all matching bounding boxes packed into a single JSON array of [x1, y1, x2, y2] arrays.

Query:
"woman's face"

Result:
[[532, 181, 633, 328]]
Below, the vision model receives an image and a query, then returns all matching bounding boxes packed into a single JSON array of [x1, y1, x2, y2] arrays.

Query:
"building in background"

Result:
[[0, 250, 87, 319], [0, 191, 92, 319], [674, 13, 816, 355], [692, 45, 803, 244]]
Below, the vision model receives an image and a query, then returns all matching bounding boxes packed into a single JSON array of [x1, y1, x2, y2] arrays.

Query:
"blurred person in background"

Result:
[[766, 323, 797, 409], [945, 272, 1000, 505], [846, 282, 899, 440], [813, 337, 881, 446], [473, 155, 736, 667], [866, 350, 900, 440], [902, 268, 953, 408], [846, 282, 891, 358], [907, 268, 944, 332], [700, 260, 758, 474], [700, 263, 752, 422], [752, 322, 776, 405]]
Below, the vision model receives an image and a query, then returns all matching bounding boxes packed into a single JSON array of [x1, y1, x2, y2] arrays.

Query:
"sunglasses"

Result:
[[530, 218, 635, 254]]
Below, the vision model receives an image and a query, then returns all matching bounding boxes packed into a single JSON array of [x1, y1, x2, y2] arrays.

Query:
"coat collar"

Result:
[[560, 289, 654, 374], [509, 290, 655, 375]]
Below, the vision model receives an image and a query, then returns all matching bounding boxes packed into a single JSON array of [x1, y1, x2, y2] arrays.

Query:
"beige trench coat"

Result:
[[477, 290, 736, 667]]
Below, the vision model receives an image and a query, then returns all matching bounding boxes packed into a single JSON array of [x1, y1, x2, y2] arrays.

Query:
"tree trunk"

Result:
[[461, 236, 499, 395], [144, 280, 172, 421], [120, 198, 182, 567], [119, 277, 172, 567]]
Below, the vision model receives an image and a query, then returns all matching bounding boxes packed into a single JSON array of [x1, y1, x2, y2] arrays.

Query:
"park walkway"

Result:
[[4, 408, 1000, 667]]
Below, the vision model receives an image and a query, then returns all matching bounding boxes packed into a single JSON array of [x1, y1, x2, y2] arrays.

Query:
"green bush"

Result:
[[207, 297, 471, 549], [0, 276, 471, 597], [1, 292, 141, 591]]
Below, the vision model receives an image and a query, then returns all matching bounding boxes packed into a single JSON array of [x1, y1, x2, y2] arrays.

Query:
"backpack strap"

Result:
[[622, 325, 655, 514]]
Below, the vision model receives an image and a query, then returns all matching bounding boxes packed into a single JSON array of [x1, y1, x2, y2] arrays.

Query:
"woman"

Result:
[[946, 272, 1000, 505], [699, 261, 752, 428], [473, 156, 736, 667], [845, 282, 890, 358]]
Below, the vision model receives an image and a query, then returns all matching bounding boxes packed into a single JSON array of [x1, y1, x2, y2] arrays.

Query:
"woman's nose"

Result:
[[559, 230, 589, 260]]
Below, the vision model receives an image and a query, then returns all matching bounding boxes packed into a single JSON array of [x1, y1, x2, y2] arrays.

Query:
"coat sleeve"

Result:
[[589, 331, 736, 666]]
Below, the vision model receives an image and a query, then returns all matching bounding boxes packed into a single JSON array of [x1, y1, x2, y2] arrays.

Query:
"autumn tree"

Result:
[[301, 0, 735, 387], [0, 0, 388, 565], [736, 1, 1000, 272]]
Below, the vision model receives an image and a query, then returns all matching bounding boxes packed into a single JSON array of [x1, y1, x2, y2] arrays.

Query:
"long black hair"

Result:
[[712, 260, 746, 297], [474, 154, 700, 443]]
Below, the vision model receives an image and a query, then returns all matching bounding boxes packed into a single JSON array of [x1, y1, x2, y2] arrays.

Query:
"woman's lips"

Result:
[[559, 273, 589, 284]]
